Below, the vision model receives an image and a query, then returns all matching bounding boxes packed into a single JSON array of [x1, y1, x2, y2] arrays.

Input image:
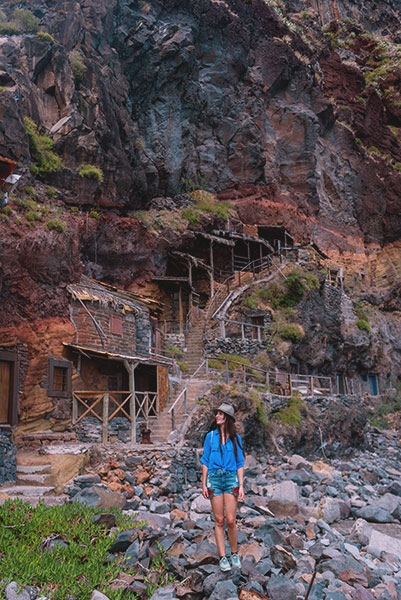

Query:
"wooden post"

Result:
[[102, 393, 109, 443], [225, 360, 229, 383], [310, 376, 314, 395], [243, 364, 246, 385], [188, 261, 193, 321], [266, 371, 270, 391], [241, 323, 245, 340], [231, 245, 235, 278], [72, 393, 78, 423], [178, 284, 184, 334], [210, 241, 215, 297], [124, 360, 137, 444], [221, 319, 226, 338], [289, 375, 293, 396], [184, 389, 187, 415]]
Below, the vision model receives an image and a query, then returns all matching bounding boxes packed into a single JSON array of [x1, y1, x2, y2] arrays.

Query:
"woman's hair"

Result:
[[218, 415, 241, 461]]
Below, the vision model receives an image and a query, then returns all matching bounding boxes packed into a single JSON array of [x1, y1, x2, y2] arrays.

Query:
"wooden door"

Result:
[[0, 360, 11, 424]]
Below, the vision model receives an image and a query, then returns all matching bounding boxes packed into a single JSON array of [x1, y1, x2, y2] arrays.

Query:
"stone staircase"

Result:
[[150, 378, 211, 443], [0, 456, 67, 506]]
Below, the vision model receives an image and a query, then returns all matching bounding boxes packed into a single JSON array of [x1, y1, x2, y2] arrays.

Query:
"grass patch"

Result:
[[0, 500, 147, 600], [79, 163, 103, 183], [24, 117, 62, 178], [181, 207, 201, 224], [356, 319, 370, 332], [251, 389, 269, 428], [70, 50, 87, 82], [208, 354, 251, 372], [370, 391, 401, 429], [45, 187, 56, 198], [273, 396, 305, 429], [46, 218, 64, 232], [279, 323, 304, 342], [37, 31, 55, 43], [0, 20, 20, 34], [181, 190, 234, 224], [14, 8, 39, 32], [176, 359, 188, 373]]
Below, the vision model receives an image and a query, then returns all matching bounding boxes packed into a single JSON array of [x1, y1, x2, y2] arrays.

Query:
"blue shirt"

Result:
[[200, 429, 244, 472]]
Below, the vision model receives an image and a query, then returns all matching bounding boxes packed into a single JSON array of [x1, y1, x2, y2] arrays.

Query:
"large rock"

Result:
[[272, 481, 300, 503], [71, 486, 126, 509]]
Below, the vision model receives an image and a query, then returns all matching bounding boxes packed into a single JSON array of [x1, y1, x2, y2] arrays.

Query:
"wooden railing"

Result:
[[205, 357, 333, 397], [218, 317, 272, 342], [72, 390, 159, 443], [168, 359, 207, 431]]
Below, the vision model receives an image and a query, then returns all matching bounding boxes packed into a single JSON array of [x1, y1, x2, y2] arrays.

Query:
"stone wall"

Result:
[[204, 336, 268, 356], [0, 430, 16, 484], [135, 312, 152, 355], [164, 333, 185, 351], [71, 302, 137, 354]]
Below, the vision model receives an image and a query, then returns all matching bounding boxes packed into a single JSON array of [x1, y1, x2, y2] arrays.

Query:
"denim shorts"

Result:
[[207, 469, 239, 498]]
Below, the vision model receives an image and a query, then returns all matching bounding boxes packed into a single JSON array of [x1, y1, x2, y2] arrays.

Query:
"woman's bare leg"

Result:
[[210, 494, 226, 556], [223, 492, 238, 553]]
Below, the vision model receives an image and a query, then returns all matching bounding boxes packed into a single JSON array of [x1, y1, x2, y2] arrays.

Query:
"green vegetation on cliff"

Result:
[[24, 117, 62, 178]]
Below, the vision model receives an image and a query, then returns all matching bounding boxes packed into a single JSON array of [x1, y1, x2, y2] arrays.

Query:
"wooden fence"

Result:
[[206, 357, 333, 396], [72, 390, 159, 443]]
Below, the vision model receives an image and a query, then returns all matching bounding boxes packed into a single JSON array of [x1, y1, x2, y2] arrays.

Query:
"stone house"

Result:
[[0, 277, 171, 447]]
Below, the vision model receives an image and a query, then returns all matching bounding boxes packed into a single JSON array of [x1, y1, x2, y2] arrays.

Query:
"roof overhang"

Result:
[[63, 343, 172, 367]]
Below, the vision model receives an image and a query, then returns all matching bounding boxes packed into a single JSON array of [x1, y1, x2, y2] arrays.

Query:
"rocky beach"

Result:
[[3, 423, 401, 600]]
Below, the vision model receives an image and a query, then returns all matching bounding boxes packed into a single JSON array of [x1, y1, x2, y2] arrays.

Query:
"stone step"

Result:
[[0, 485, 56, 496], [16, 473, 56, 487], [0, 495, 68, 507], [16, 464, 52, 475]]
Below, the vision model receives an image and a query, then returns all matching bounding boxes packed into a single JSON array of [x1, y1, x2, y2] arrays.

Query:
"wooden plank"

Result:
[[0, 360, 11, 423]]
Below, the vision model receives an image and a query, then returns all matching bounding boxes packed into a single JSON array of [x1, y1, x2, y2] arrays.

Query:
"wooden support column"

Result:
[[124, 360, 138, 443], [210, 240, 215, 297], [188, 260, 193, 324], [102, 393, 109, 443], [178, 284, 184, 334]]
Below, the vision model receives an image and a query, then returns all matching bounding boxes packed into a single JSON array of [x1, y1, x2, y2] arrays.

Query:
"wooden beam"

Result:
[[210, 240, 215, 297], [178, 284, 184, 334]]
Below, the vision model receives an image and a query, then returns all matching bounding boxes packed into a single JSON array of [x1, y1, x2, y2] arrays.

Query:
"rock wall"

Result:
[[0, 430, 17, 485]]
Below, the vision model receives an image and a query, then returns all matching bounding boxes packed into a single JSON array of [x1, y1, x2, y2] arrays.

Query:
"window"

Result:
[[48, 358, 72, 398], [111, 315, 123, 335]]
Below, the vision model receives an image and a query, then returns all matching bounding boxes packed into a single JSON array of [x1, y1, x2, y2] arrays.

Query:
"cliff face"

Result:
[[1, 0, 401, 390], [0, 0, 400, 244]]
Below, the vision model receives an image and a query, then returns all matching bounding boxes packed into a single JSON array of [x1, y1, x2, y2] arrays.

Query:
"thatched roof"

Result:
[[67, 276, 161, 314]]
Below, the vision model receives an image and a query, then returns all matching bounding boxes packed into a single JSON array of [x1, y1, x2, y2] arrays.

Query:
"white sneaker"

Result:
[[219, 556, 231, 572]]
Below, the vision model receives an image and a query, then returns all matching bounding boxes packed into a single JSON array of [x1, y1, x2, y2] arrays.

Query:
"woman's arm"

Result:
[[202, 464, 209, 499], [237, 466, 244, 502]]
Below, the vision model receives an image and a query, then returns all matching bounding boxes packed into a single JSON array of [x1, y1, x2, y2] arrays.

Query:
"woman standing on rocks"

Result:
[[201, 402, 245, 572]]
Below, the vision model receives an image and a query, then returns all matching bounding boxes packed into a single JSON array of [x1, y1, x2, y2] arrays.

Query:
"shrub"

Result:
[[0, 21, 20, 35], [273, 396, 305, 429], [45, 187, 56, 198], [182, 207, 201, 224], [70, 51, 87, 82], [251, 391, 269, 428], [279, 323, 304, 342], [46, 219, 64, 232], [24, 117, 62, 177], [243, 294, 259, 309], [37, 31, 55, 43], [23, 186, 37, 199], [70, 206, 79, 214], [176, 359, 188, 373], [25, 210, 42, 222], [394, 162, 401, 172], [89, 210, 100, 219], [14, 8, 39, 33], [2, 205, 12, 215], [0, 213, 8, 221], [356, 318, 370, 332], [79, 163, 103, 183]]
